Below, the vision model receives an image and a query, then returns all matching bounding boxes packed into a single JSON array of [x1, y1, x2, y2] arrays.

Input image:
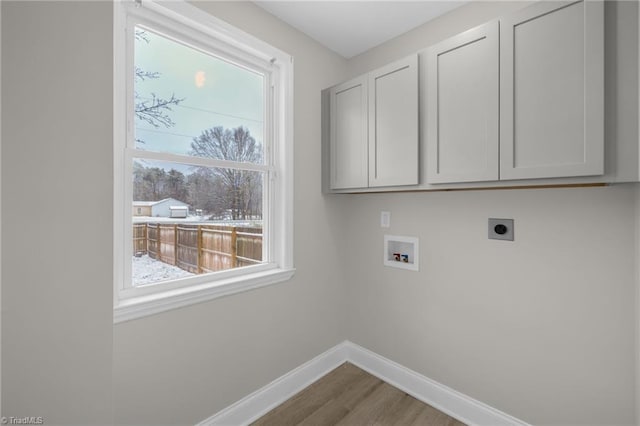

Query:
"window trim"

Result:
[[114, 0, 294, 323]]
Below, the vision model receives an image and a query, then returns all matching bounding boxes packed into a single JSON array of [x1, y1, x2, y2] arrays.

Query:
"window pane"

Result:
[[134, 27, 265, 164], [132, 158, 264, 287]]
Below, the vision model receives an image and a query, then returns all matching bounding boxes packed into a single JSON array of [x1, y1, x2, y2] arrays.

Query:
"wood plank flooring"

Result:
[[252, 362, 466, 426]]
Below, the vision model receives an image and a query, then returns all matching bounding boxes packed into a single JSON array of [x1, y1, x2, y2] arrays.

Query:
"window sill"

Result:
[[114, 267, 295, 323]]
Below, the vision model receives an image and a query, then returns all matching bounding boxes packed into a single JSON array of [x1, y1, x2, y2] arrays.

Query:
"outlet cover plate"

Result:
[[488, 218, 514, 241], [381, 211, 391, 228]]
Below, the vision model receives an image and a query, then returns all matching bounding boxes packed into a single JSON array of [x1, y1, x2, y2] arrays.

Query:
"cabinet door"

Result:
[[330, 76, 368, 189], [500, 0, 604, 180], [426, 21, 499, 183], [368, 55, 419, 187]]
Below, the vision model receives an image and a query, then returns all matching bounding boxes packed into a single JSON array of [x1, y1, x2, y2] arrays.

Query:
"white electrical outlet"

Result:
[[381, 211, 391, 228]]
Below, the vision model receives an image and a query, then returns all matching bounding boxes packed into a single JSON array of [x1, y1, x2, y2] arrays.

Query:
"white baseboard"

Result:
[[198, 340, 530, 426], [344, 342, 530, 426], [198, 341, 349, 425]]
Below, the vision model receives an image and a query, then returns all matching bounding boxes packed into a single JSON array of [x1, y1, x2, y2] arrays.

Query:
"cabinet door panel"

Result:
[[500, 0, 604, 180], [368, 55, 419, 187], [330, 76, 368, 189], [426, 21, 499, 183]]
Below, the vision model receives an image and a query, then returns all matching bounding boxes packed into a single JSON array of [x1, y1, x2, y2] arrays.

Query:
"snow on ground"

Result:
[[132, 215, 261, 227], [132, 254, 194, 285], [133, 215, 208, 223]]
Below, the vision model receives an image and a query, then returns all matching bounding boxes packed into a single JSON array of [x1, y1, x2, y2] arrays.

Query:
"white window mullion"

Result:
[[115, 5, 130, 302], [121, 14, 137, 294], [127, 149, 272, 173], [125, 16, 137, 150], [123, 155, 134, 291]]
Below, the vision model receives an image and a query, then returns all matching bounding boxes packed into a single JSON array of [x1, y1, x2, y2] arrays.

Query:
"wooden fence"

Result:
[[133, 223, 262, 273]]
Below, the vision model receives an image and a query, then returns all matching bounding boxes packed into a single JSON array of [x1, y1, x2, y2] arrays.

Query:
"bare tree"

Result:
[[190, 126, 263, 220], [134, 29, 184, 141], [190, 126, 262, 163], [132, 162, 189, 203]]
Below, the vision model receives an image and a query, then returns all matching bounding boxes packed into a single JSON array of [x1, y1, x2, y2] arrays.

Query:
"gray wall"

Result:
[[344, 186, 637, 425], [0, 1, 351, 423], [2, 2, 114, 423], [342, 1, 639, 425], [113, 2, 350, 424]]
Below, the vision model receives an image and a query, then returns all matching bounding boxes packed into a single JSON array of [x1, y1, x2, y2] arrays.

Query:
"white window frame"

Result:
[[113, 0, 294, 323]]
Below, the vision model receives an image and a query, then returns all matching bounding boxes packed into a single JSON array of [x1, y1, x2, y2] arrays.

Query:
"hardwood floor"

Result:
[[252, 362, 466, 426]]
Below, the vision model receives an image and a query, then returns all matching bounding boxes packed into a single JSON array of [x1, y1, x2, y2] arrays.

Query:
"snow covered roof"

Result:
[[133, 201, 157, 207], [133, 198, 189, 207]]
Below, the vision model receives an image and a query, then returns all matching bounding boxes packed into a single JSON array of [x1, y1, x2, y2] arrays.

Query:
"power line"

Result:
[[176, 103, 263, 124], [136, 95, 263, 124], [136, 126, 264, 142], [137, 127, 197, 139]]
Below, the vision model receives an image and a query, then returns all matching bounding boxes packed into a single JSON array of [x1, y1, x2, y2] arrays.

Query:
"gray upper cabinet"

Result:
[[368, 55, 419, 187], [426, 21, 499, 184], [325, 0, 614, 193], [500, 0, 604, 180], [426, 0, 604, 185], [328, 54, 419, 190], [329, 76, 369, 190]]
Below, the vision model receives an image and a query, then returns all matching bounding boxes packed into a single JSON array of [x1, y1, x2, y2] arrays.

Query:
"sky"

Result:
[[134, 26, 265, 171]]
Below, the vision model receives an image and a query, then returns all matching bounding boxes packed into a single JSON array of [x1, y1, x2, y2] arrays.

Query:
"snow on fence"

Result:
[[133, 223, 262, 274]]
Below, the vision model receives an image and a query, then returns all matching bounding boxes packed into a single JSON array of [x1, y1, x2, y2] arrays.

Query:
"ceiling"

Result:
[[254, 1, 467, 58]]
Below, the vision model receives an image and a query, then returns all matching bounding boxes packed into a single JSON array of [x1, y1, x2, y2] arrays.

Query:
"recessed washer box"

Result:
[[384, 235, 419, 271]]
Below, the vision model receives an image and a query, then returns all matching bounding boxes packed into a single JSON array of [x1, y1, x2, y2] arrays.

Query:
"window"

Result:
[[114, 0, 294, 323]]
